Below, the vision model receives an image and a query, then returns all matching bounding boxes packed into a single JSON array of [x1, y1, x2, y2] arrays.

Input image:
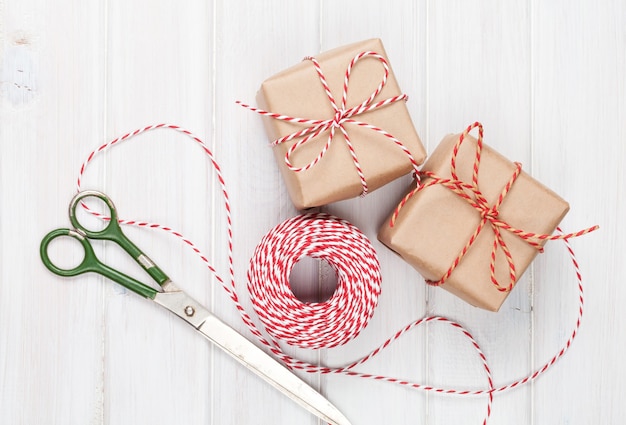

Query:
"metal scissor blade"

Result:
[[197, 315, 351, 425], [154, 291, 351, 425]]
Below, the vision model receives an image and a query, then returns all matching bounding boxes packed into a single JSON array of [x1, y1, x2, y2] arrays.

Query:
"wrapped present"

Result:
[[379, 122, 573, 311], [241, 38, 426, 210]]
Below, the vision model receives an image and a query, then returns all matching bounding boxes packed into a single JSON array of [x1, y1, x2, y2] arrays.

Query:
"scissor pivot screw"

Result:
[[184, 305, 195, 317]]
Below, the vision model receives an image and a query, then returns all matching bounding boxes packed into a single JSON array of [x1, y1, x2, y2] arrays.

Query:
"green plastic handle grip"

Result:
[[68, 191, 171, 287], [40, 228, 158, 299]]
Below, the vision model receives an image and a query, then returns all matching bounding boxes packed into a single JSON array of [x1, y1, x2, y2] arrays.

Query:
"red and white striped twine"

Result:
[[237, 51, 421, 197], [76, 125, 593, 425], [247, 213, 381, 349]]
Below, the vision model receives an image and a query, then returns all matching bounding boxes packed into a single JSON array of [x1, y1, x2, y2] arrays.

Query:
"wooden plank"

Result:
[[100, 1, 214, 424], [531, 0, 626, 423], [0, 0, 107, 424]]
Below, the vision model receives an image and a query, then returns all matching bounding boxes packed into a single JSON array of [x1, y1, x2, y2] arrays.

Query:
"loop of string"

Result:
[[77, 124, 592, 425], [390, 121, 599, 292], [237, 51, 420, 197]]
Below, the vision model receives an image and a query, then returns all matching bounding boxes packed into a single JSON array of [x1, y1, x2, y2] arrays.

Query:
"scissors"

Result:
[[40, 190, 351, 425]]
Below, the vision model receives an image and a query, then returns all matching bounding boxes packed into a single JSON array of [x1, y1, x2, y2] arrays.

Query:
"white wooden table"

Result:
[[1, 1, 624, 424]]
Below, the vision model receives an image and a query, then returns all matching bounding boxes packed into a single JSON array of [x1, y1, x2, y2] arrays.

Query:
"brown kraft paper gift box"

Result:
[[378, 128, 570, 311], [255, 38, 426, 210]]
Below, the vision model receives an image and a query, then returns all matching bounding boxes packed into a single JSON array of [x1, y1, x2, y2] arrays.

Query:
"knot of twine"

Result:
[[238, 50, 420, 197], [391, 122, 599, 292]]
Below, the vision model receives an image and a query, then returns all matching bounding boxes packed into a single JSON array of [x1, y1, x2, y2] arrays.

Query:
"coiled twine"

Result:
[[247, 213, 382, 349]]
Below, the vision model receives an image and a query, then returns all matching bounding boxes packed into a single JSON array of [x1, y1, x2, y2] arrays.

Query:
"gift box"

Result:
[[378, 123, 570, 311], [253, 38, 426, 210]]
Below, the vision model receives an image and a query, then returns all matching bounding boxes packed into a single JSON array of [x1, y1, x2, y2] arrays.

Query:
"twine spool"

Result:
[[247, 213, 381, 349]]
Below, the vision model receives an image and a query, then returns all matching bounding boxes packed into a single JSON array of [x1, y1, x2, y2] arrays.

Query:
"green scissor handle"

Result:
[[40, 228, 158, 299], [40, 190, 171, 299]]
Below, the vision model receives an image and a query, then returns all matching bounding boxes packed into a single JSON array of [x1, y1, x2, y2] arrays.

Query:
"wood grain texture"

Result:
[[531, 1, 626, 424], [1, 0, 623, 424]]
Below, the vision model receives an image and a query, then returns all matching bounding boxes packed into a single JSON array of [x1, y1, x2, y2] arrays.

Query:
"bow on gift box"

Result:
[[238, 51, 421, 197], [390, 122, 599, 292]]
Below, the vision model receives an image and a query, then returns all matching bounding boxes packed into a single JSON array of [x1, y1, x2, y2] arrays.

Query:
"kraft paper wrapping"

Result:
[[378, 133, 570, 311], [256, 38, 426, 210]]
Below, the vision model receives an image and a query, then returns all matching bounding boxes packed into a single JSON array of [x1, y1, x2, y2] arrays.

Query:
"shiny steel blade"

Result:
[[154, 290, 351, 425]]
